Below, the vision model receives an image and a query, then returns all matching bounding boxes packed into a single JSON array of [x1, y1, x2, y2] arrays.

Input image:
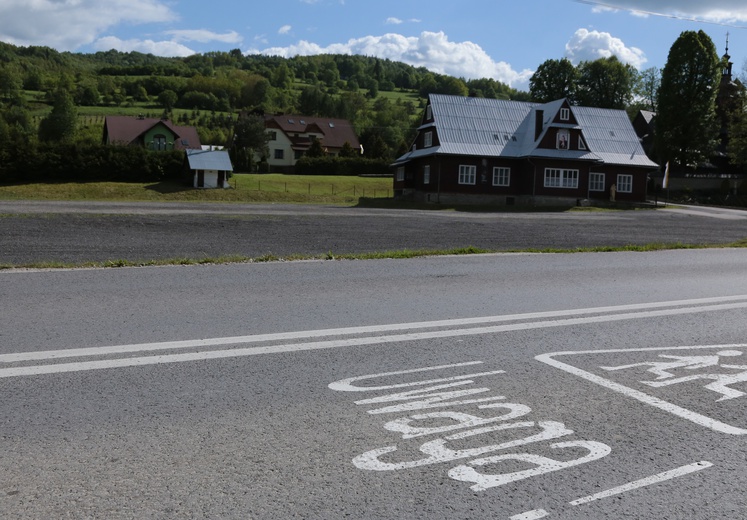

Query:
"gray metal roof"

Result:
[[394, 94, 657, 168], [186, 150, 234, 171]]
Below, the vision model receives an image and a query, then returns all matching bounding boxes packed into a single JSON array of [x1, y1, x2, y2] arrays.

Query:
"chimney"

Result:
[[535, 110, 544, 141]]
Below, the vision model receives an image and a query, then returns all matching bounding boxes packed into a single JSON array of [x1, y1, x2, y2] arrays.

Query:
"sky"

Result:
[[2, 0, 747, 91]]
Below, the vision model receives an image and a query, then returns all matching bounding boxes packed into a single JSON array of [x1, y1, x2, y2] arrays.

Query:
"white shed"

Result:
[[186, 149, 234, 188]]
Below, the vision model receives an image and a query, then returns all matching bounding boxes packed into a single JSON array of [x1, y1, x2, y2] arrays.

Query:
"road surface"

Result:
[[3, 248, 747, 518]]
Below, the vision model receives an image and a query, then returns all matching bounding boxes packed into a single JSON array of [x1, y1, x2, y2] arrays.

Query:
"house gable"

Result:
[[103, 116, 201, 151]]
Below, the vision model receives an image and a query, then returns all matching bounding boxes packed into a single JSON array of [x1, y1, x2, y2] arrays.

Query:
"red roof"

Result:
[[103, 116, 202, 150], [264, 114, 359, 150]]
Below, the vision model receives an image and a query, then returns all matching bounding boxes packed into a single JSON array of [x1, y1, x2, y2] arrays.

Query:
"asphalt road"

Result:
[[1, 200, 747, 265], [3, 247, 747, 519]]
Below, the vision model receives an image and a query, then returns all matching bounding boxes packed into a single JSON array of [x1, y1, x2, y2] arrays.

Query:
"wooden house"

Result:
[[392, 94, 658, 205]]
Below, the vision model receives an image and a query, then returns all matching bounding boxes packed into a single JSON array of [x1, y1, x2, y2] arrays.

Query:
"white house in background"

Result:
[[263, 114, 360, 172], [186, 149, 233, 189]]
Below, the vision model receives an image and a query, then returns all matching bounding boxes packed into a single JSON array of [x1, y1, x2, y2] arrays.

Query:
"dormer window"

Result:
[[426, 105, 433, 121], [424, 131, 433, 148], [560, 108, 570, 121], [578, 136, 586, 150], [557, 129, 569, 150]]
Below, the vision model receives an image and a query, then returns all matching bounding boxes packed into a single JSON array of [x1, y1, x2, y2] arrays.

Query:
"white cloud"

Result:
[[386, 17, 403, 25], [588, 1, 747, 22], [246, 31, 534, 88], [278, 25, 292, 35], [0, 0, 174, 51], [565, 28, 647, 69], [93, 36, 195, 57], [166, 30, 242, 44]]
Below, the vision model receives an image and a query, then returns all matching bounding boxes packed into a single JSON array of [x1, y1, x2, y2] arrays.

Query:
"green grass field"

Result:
[[0, 174, 394, 205]]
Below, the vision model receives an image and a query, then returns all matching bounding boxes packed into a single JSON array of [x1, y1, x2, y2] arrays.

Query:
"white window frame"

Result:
[[492, 167, 510, 186], [426, 105, 433, 120], [589, 172, 605, 192], [396, 167, 405, 182], [423, 165, 430, 185], [424, 131, 433, 148], [560, 107, 570, 121], [544, 168, 579, 189], [557, 129, 570, 150], [458, 165, 476, 185], [617, 174, 633, 193]]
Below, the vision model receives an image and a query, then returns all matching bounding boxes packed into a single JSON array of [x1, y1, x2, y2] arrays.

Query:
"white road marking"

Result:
[[4, 294, 747, 364], [536, 345, 747, 435], [510, 509, 549, 520], [569, 461, 713, 505], [4, 296, 747, 378]]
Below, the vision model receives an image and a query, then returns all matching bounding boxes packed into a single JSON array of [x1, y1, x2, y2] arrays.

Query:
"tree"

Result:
[[231, 113, 269, 171], [655, 30, 721, 168], [575, 56, 634, 109], [38, 87, 77, 142], [529, 58, 577, 103], [157, 89, 178, 110], [634, 67, 661, 112]]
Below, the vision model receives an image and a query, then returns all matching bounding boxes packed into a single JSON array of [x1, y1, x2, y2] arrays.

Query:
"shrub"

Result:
[[293, 156, 390, 176]]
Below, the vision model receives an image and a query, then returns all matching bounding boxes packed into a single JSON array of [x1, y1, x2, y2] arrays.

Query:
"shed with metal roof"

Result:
[[186, 149, 233, 188]]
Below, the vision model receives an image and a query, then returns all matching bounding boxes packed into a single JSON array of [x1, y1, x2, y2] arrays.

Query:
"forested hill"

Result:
[[0, 41, 530, 163]]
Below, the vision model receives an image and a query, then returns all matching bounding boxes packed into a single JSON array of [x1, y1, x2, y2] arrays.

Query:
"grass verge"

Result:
[[2, 242, 746, 271]]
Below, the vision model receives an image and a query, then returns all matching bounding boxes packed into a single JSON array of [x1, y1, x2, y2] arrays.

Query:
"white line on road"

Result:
[[4, 294, 747, 364], [510, 509, 549, 520], [569, 461, 713, 505], [4, 296, 747, 378]]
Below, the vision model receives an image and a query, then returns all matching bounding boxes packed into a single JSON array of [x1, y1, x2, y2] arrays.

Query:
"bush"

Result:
[[293, 156, 390, 176]]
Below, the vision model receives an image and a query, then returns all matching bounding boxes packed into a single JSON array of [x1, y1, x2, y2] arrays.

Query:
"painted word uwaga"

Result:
[[329, 361, 611, 491]]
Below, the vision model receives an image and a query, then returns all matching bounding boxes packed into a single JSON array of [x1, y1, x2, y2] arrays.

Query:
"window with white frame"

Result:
[[396, 167, 405, 182], [589, 172, 605, 192], [424, 131, 433, 148], [458, 165, 476, 185], [423, 165, 430, 185], [557, 129, 570, 150], [617, 174, 633, 193], [492, 167, 510, 186], [560, 108, 570, 121], [426, 105, 432, 120], [544, 168, 579, 188]]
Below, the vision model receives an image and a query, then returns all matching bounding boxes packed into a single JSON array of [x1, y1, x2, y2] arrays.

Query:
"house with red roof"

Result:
[[263, 114, 360, 172], [103, 115, 202, 151]]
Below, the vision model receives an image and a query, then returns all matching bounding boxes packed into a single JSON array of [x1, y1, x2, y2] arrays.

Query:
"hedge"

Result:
[[0, 143, 185, 183], [293, 156, 391, 176]]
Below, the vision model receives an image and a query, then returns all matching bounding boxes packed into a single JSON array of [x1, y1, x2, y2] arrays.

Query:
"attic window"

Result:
[[181, 139, 189, 146], [288, 119, 295, 124], [579, 137, 586, 150], [300, 120, 306, 125], [560, 108, 570, 121], [493, 134, 500, 140], [609, 131, 615, 137], [426, 105, 433, 120], [329, 122, 335, 128]]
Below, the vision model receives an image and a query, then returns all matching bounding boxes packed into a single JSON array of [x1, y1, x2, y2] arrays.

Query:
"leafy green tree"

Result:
[[633, 67, 661, 111], [38, 88, 77, 142], [0, 64, 23, 101], [575, 56, 634, 109], [231, 113, 269, 171], [529, 58, 577, 103], [157, 89, 178, 110], [655, 30, 721, 168]]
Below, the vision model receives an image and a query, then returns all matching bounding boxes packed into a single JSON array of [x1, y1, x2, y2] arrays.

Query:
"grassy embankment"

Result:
[[0, 174, 393, 205]]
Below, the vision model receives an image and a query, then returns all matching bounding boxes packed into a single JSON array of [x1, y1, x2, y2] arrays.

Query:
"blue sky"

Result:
[[1, 0, 746, 91]]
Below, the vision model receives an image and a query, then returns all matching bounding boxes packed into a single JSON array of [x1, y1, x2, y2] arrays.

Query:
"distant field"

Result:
[[0, 174, 394, 205]]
